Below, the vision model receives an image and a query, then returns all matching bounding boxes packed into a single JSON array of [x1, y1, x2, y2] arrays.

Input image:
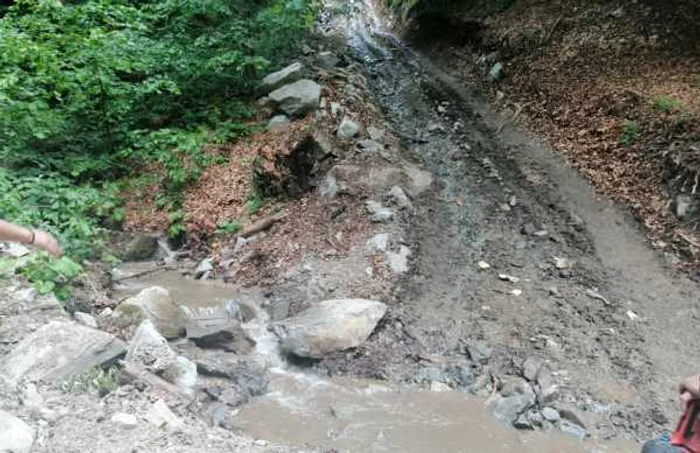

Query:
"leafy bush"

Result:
[[652, 95, 684, 114], [60, 366, 121, 396], [620, 120, 640, 147]]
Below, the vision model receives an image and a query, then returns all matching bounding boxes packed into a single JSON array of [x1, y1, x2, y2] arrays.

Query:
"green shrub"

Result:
[[216, 220, 243, 235], [60, 367, 121, 396], [620, 120, 640, 147], [652, 95, 684, 114]]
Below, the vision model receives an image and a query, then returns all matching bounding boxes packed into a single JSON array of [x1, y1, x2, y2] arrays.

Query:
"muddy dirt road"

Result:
[[319, 0, 700, 440]]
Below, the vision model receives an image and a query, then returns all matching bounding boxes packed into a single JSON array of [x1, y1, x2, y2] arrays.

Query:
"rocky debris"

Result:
[[365, 200, 394, 222], [356, 139, 383, 153], [126, 319, 177, 374], [430, 381, 451, 392], [0, 411, 35, 453], [386, 186, 412, 209], [535, 367, 558, 403], [317, 51, 340, 69], [387, 246, 411, 274], [489, 392, 536, 426], [194, 257, 214, 280], [74, 311, 98, 328], [367, 233, 390, 252], [477, 261, 491, 270], [513, 413, 533, 430], [488, 62, 504, 84], [466, 344, 492, 363], [259, 62, 304, 95], [1, 320, 126, 383], [203, 359, 269, 408], [123, 234, 159, 261], [274, 299, 388, 359], [268, 79, 322, 118], [161, 356, 198, 396], [527, 410, 544, 427], [146, 399, 184, 431], [674, 193, 698, 220], [114, 286, 188, 339], [267, 114, 291, 132], [317, 174, 340, 199], [522, 356, 543, 382], [521, 223, 537, 236], [111, 412, 138, 429], [560, 420, 588, 439], [367, 126, 385, 141], [337, 117, 360, 139], [542, 407, 561, 422]]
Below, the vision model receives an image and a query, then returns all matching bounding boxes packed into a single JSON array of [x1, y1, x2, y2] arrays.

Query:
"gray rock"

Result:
[[111, 412, 138, 429], [260, 62, 304, 95], [186, 319, 254, 354], [488, 62, 504, 84], [536, 367, 558, 403], [318, 175, 340, 199], [162, 355, 198, 396], [330, 101, 342, 116], [367, 126, 385, 141], [522, 355, 543, 382], [386, 246, 411, 274], [527, 410, 544, 427], [466, 344, 492, 363], [0, 411, 35, 453], [387, 186, 412, 209], [268, 79, 322, 118], [74, 312, 98, 329], [146, 399, 183, 431], [267, 115, 291, 132], [514, 413, 533, 430], [1, 321, 125, 383], [114, 286, 188, 339], [123, 234, 158, 261], [194, 257, 214, 280], [357, 139, 383, 152], [317, 51, 340, 69], [366, 200, 394, 223], [274, 299, 388, 358], [2, 242, 30, 258], [559, 420, 588, 440], [674, 193, 697, 219], [500, 377, 534, 398], [337, 117, 360, 139], [521, 223, 537, 236], [489, 393, 535, 425], [367, 233, 390, 252], [542, 407, 561, 422], [126, 319, 177, 374]]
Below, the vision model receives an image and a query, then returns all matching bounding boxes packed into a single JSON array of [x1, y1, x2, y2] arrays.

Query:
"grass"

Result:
[[245, 192, 265, 215], [60, 367, 121, 397], [620, 120, 641, 147], [216, 220, 243, 235], [652, 95, 684, 114]]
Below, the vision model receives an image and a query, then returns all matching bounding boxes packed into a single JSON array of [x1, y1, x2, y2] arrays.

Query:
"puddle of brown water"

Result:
[[113, 264, 238, 310], [233, 372, 639, 453]]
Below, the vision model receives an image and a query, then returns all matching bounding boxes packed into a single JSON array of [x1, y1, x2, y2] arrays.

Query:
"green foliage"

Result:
[[245, 192, 266, 215], [652, 95, 684, 114], [0, 0, 315, 249], [216, 220, 243, 235], [19, 254, 83, 301], [620, 120, 640, 147], [60, 366, 121, 396]]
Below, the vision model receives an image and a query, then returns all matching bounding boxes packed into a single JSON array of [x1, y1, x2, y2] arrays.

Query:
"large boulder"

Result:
[[0, 321, 125, 383], [268, 80, 322, 118], [259, 62, 304, 95], [114, 286, 187, 339], [273, 299, 388, 359], [184, 301, 255, 354], [0, 411, 34, 453]]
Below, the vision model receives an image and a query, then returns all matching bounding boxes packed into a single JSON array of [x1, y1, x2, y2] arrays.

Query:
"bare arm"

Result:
[[0, 220, 62, 257]]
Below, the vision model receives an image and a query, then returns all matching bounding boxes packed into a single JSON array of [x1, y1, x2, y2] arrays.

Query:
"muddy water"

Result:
[[113, 263, 239, 310], [233, 372, 637, 453]]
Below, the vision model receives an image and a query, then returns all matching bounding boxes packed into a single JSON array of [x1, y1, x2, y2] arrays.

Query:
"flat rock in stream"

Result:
[[114, 286, 188, 339], [274, 299, 388, 359], [123, 234, 159, 261], [1, 321, 126, 383]]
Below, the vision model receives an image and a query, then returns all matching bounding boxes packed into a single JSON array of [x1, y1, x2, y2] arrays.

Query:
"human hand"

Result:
[[681, 390, 696, 411], [32, 230, 62, 257]]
